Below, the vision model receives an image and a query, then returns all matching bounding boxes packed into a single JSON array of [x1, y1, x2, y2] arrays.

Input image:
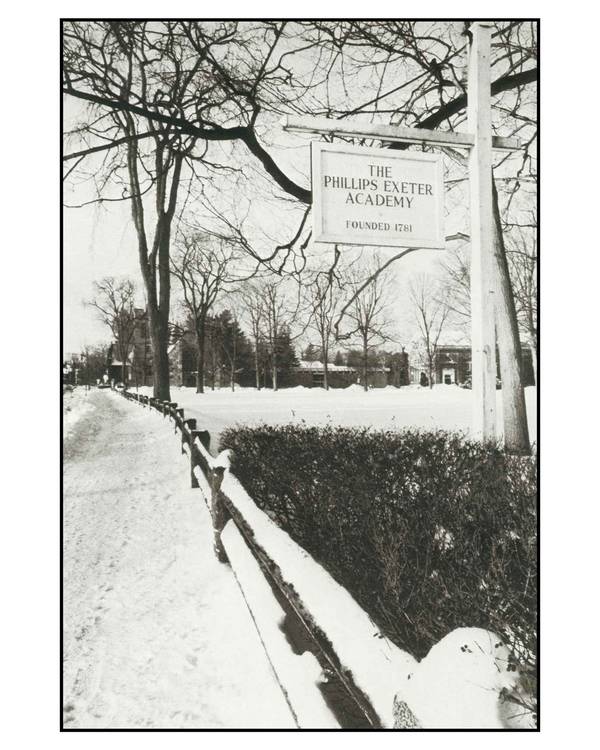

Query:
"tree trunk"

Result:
[[322, 339, 329, 390], [362, 335, 368, 392], [195, 351, 203, 393], [254, 339, 260, 390], [150, 327, 170, 401], [492, 179, 530, 455], [196, 320, 206, 394], [529, 334, 538, 386], [211, 341, 216, 391], [145, 299, 171, 401]]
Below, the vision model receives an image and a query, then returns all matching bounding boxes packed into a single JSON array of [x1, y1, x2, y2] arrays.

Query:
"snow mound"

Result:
[[398, 627, 530, 729]]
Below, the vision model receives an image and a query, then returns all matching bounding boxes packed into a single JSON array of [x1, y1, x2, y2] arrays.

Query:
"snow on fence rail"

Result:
[[117, 389, 525, 730]]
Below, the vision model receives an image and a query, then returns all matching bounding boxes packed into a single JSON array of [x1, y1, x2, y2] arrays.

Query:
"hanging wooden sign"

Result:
[[311, 142, 445, 249]]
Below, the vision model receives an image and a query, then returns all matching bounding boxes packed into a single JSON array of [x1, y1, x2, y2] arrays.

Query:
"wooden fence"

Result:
[[117, 389, 422, 729]]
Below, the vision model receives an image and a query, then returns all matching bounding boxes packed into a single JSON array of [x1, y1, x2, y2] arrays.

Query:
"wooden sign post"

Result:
[[282, 21, 518, 444], [467, 22, 497, 443]]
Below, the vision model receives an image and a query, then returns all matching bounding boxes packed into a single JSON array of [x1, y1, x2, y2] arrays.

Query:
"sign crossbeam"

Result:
[[281, 115, 521, 153]]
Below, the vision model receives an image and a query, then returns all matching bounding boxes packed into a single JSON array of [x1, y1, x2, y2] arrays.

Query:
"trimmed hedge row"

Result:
[[219, 425, 537, 681]]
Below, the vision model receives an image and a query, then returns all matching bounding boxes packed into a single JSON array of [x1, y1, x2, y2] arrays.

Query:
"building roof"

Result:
[[295, 360, 390, 373], [295, 360, 354, 372]]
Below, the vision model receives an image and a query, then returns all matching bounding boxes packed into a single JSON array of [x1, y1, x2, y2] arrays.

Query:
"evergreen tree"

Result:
[[302, 343, 321, 362], [218, 310, 254, 390], [333, 350, 345, 366], [273, 325, 299, 387]]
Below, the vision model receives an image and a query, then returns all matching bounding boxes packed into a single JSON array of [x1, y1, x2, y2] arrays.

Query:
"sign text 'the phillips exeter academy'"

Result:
[[311, 142, 445, 249]]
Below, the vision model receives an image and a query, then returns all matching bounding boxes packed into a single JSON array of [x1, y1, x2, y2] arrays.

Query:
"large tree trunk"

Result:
[[492, 180, 530, 455], [528, 309, 538, 386], [196, 320, 206, 394], [529, 334, 538, 387], [150, 319, 171, 401], [127, 140, 182, 404], [195, 351, 204, 393]]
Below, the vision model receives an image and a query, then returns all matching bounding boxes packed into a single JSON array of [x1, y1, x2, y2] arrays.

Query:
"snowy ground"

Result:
[[63, 386, 96, 439], [138, 383, 537, 452], [62, 390, 296, 729]]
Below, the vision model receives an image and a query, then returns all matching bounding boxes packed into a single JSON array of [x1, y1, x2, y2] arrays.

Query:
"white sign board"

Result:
[[311, 142, 445, 249]]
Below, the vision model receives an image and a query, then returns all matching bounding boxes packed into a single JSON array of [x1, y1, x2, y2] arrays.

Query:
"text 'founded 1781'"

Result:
[[311, 142, 445, 249]]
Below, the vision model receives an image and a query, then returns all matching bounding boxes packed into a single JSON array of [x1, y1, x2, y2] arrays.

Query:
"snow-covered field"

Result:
[[63, 390, 295, 728], [138, 383, 537, 452]]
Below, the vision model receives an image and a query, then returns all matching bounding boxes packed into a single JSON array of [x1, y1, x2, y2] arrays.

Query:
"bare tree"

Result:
[[260, 281, 300, 391], [89, 277, 137, 386], [239, 281, 265, 390], [344, 261, 395, 392], [171, 233, 236, 393], [304, 269, 346, 390], [262, 282, 286, 392], [439, 243, 471, 329], [506, 225, 537, 385], [408, 274, 451, 389]]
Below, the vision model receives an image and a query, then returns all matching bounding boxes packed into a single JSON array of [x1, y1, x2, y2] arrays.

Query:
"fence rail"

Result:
[[116, 389, 424, 729]]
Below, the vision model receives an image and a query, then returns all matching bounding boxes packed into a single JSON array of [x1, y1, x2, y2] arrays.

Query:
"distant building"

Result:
[[108, 308, 154, 386], [433, 345, 535, 386], [293, 357, 404, 389], [294, 360, 357, 388], [168, 332, 204, 388]]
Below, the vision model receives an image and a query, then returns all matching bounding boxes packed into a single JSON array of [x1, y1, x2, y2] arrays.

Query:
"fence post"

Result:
[[210, 465, 229, 564], [175, 407, 184, 433], [183, 417, 196, 456], [190, 428, 203, 488]]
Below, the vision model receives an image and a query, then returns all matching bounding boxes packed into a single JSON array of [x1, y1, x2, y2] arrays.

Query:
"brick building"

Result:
[[434, 345, 535, 386]]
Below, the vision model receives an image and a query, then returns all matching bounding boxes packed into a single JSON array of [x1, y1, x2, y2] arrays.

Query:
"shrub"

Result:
[[219, 424, 537, 689]]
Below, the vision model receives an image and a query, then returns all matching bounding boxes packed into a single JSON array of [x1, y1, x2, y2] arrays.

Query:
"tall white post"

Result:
[[468, 23, 497, 442]]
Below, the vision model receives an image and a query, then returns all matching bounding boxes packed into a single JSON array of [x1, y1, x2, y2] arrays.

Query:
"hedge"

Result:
[[219, 424, 537, 703]]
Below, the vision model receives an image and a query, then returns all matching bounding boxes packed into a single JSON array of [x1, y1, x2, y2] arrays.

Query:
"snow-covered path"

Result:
[[62, 390, 295, 729]]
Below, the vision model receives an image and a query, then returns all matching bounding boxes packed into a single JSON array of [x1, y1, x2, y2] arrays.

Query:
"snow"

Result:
[[63, 390, 295, 728], [137, 383, 537, 452], [63, 387, 95, 438], [399, 627, 534, 729], [192, 438, 417, 728], [63, 389, 536, 728], [221, 521, 339, 728]]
